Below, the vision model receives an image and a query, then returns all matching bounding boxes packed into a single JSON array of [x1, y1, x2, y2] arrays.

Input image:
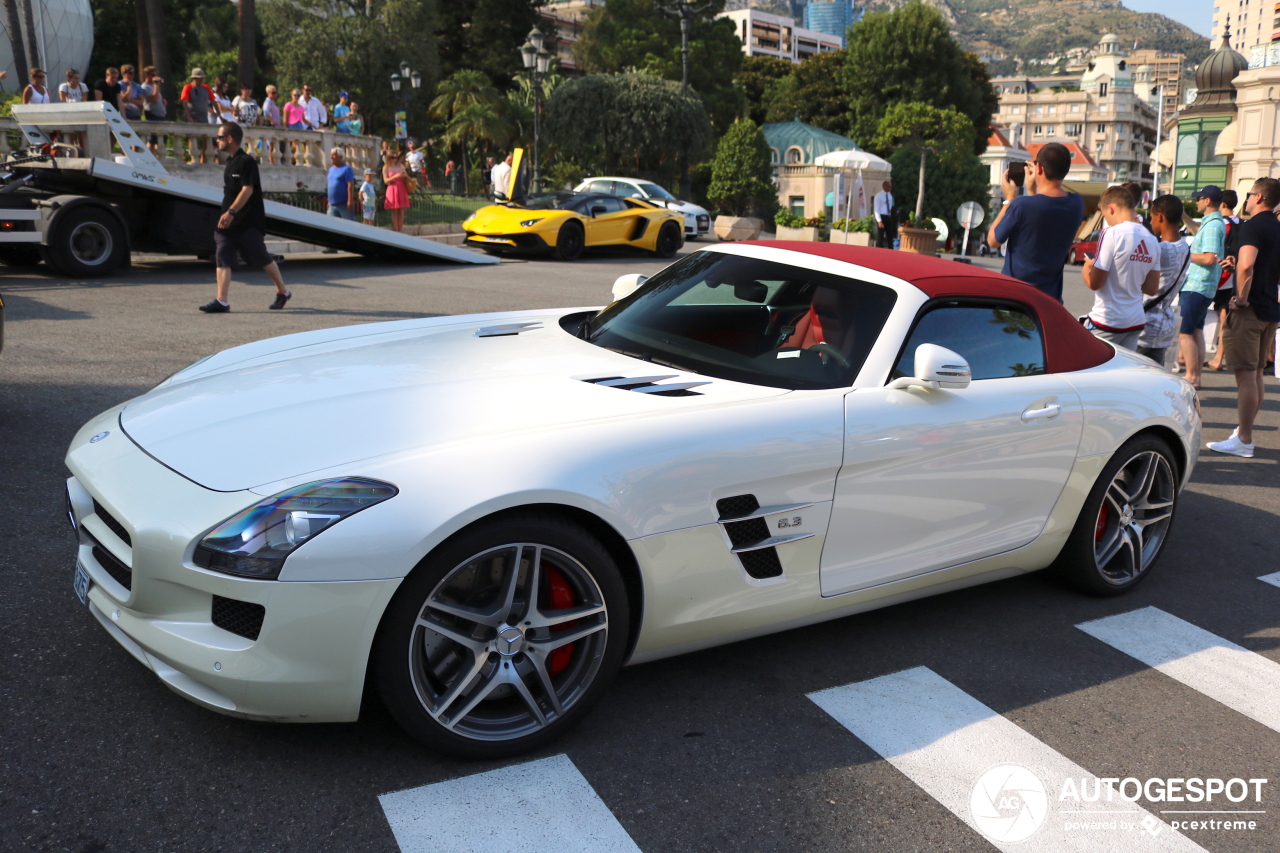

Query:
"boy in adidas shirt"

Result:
[[1082, 185, 1161, 351]]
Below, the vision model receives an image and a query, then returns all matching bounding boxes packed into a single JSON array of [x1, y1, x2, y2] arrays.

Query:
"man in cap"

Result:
[[180, 69, 215, 164], [1178, 185, 1226, 388], [333, 91, 352, 134]]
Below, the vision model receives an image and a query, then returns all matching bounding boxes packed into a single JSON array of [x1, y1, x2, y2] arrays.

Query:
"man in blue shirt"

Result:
[[1179, 185, 1225, 388], [326, 147, 356, 221], [986, 143, 1085, 303]]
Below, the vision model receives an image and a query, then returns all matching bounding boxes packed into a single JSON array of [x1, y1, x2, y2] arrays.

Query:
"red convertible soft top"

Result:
[[742, 242, 1116, 374]]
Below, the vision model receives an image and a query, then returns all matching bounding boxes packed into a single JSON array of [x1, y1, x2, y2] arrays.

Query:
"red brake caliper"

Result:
[[1095, 503, 1109, 544], [545, 565, 576, 677]]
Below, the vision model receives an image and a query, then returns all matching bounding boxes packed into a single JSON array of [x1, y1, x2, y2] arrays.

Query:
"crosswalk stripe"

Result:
[[1077, 606, 1280, 734], [1258, 572, 1280, 589], [379, 753, 642, 853], [808, 667, 1206, 852]]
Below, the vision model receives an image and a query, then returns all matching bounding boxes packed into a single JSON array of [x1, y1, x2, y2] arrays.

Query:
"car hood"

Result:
[[120, 311, 786, 492], [464, 205, 569, 233], [651, 199, 708, 217]]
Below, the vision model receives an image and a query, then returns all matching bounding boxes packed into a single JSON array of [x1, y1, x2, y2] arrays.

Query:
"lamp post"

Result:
[[520, 26, 551, 192], [657, 1, 713, 90], [389, 61, 422, 142]]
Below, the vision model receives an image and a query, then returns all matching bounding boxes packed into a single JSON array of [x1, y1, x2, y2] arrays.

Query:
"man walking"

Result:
[[1081, 185, 1160, 351], [986, 143, 1084, 303], [199, 122, 290, 314], [326, 147, 356, 221], [1179, 186, 1226, 388], [873, 180, 896, 249], [1208, 177, 1280, 457]]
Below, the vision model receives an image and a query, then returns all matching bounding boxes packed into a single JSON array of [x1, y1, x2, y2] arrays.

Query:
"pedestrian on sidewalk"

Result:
[[1082, 185, 1160, 351], [327, 147, 356, 221], [1206, 190, 1241, 371], [1136, 194, 1191, 367], [1208, 177, 1280, 458], [1178, 186, 1226, 389], [873, 181, 896, 249], [199, 122, 290, 314], [383, 150, 410, 233], [360, 168, 377, 226]]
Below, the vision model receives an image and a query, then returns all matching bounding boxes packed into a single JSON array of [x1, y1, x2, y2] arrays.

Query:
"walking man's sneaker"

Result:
[[199, 299, 230, 313], [269, 290, 292, 310], [1207, 434, 1255, 457]]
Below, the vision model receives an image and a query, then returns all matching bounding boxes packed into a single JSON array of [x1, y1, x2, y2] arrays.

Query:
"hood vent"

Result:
[[475, 321, 543, 338], [581, 374, 710, 397]]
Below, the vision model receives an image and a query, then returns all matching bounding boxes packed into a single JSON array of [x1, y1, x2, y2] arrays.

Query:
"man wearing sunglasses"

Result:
[[199, 123, 291, 313]]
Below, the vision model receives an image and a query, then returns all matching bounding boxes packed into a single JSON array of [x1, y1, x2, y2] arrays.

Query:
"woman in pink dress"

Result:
[[383, 150, 410, 233]]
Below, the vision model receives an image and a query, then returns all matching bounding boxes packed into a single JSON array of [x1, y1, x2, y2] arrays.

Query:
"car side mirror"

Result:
[[888, 344, 971, 390], [611, 273, 648, 302], [591, 205, 608, 217]]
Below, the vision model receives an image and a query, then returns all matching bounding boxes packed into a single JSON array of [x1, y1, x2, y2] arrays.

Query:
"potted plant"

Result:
[[774, 210, 822, 241], [897, 212, 940, 256], [707, 119, 777, 241], [831, 215, 875, 247]]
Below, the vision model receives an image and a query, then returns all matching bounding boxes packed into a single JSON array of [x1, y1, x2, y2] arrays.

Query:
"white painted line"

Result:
[[1078, 606, 1280, 734], [809, 667, 1205, 852], [1258, 572, 1280, 589], [379, 754, 641, 853]]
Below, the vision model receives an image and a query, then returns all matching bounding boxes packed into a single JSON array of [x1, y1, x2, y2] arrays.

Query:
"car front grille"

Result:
[[87, 534, 132, 590], [93, 499, 131, 546], [212, 596, 265, 641], [696, 214, 709, 230]]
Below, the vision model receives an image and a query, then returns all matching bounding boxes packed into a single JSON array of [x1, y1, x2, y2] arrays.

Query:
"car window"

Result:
[[588, 197, 626, 214], [635, 182, 676, 201], [615, 182, 645, 199], [586, 180, 615, 195], [892, 303, 1047, 381], [587, 252, 898, 390]]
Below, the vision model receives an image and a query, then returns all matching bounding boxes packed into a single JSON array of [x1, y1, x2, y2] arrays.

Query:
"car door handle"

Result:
[[1021, 403, 1062, 422]]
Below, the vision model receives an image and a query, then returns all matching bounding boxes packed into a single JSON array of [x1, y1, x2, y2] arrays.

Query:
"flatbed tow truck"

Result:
[[0, 102, 497, 276]]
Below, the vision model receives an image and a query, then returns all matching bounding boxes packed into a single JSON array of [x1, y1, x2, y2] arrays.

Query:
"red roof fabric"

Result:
[[1025, 141, 1099, 167], [739, 241, 1115, 374]]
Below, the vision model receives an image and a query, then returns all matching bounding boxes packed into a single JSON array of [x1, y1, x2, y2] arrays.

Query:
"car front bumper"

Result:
[[683, 213, 710, 236], [464, 231, 551, 253], [65, 408, 401, 723]]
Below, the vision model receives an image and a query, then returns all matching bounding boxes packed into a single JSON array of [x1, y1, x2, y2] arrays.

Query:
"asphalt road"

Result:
[[1, 245, 1278, 853]]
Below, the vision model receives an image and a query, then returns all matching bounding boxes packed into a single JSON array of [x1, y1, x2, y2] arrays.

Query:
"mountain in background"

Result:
[[727, 0, 1212, 72]]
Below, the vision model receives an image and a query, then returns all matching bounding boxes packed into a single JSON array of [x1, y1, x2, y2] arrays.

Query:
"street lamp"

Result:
[[657, 1, 714, 90], [390, 61, 423, 142], [521, 26, 552, 192]]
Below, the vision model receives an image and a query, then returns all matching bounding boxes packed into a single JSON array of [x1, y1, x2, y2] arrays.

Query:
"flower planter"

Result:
[[775, 224, 820, 242], [831, 231, 872, 247], [714, 215, 763, 241], [898, 227, 940, 256]]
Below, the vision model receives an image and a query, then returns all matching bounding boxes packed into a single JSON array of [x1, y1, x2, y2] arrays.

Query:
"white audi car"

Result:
[[573, 176, 711, 239], [66, 243, 1199, 758]]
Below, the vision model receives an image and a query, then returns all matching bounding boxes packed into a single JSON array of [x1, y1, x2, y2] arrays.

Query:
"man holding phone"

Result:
[[986, 143, 1084, 303]]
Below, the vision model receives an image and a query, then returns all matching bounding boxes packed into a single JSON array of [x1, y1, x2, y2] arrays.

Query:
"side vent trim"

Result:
[[730, 532, 815, 553], [581, 374, 710, 395], [715, 501, 814, 524]]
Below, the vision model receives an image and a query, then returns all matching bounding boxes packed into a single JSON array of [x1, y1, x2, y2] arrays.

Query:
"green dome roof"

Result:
[[762, 120, 860, 164]]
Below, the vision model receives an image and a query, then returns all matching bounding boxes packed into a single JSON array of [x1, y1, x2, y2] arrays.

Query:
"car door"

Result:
[[820, 300, 1084, 597], [581, 196, 634, 245]]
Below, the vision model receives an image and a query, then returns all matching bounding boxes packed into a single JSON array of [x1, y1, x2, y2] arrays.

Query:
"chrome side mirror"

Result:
[[889, 343, 972, 390], [611, 273, 648, 302]]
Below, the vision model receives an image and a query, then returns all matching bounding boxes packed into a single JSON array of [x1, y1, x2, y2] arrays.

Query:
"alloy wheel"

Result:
[[1093, 450, 1175, 584]]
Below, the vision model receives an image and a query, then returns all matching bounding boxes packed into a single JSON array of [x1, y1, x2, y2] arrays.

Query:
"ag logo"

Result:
[[777, 516, 802, 529], [89, 431, 110, 443], [970, 764, 1048, 843]]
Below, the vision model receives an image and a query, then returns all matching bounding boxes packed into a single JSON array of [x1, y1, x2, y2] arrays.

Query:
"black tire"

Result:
[[1052, 434, 1179, 596], [375, 512, 630, 759], [0, 244, 41, 267], [651, 220, 683, 259], [46, 205, 126, 277], [553, 220, 585, 261]]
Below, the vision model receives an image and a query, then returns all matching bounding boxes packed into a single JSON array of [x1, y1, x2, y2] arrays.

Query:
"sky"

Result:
[[1120, 0, 1215, 37]]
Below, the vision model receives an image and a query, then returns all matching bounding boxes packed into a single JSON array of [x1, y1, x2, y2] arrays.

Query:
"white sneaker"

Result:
[[1207, 434, 1255, 457]]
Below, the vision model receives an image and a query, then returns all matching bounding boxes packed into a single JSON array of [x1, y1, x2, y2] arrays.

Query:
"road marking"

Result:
[[1258, 572, 1280, 589], [1078, 606, 1280, 734], [808, 667, 1205, 851], [379, 753, 641, 853]]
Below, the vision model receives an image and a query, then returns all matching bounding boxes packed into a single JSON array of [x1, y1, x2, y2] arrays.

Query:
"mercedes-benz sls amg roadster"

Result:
[[65, 243, 1200, 758]]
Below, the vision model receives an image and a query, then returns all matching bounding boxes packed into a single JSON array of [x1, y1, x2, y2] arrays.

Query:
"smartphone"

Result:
[[1007, 161, 1026, 187], [1083, 252, 1095, 261]]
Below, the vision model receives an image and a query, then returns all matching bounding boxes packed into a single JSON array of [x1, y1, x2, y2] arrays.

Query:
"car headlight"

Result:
[[192, 477, 397, 580], [464, 211, 478, 223], [520, 218, 543, 227]]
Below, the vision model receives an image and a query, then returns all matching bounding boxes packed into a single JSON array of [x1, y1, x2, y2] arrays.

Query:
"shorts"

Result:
[[214, 226, 273, 269], [327, 203, 355, 221], [1222, 305, 1280, 372], [1179, 291, 1214, 334], [1213, 287, 1234, 311], [1084, 319, 1142, 352]]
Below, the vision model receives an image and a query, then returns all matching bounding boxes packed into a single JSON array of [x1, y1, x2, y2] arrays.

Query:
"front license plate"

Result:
[[74, 561, 91, 605], [482, 236, 508, 243]]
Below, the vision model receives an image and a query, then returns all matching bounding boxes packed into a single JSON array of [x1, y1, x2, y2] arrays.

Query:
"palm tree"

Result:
[[429, 70, 502, 194]]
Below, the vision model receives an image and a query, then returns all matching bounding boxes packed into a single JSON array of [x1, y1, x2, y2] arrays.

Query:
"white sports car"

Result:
[[573, 176, 712, 239], [66, 243, 1200, 758]]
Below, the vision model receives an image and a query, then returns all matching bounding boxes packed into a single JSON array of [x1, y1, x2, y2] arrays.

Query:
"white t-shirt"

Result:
[[301, 95, 327, 128], [1089, 220, 1156, 330], [405, 150, 425, 173], [59, 81, 89, 102], [491, 161, 512, 196], [232, 96, 260, 126], [1138, 240, 1191, 350]]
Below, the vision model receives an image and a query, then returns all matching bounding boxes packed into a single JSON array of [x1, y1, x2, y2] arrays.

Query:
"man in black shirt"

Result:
[[92, 67, 120, 110], [1209, 177, 1280, 457], [199, 122, 291, 313]]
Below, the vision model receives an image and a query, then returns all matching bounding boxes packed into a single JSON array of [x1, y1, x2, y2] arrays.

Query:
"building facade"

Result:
[[1128, 49, 1193, 118], [803, 1, 861, 49], [1173, 27, 1248, 198], [719, 8, 843, 64], [990, 34, 1159, 186], [1212, 0, 1280, 55], [762, 120, 890, 218], [542, 0, 605, 73]]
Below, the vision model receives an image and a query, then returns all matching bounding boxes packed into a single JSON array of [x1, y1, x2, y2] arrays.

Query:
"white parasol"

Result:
[[815, 149, 892, 243]]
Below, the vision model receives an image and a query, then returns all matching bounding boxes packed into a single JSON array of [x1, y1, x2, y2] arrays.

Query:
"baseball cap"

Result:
[[363, 168, 375, 175], [339, 91, 349, 98], [1193, 185, 1223, 205], [190, 68, 205, 79]]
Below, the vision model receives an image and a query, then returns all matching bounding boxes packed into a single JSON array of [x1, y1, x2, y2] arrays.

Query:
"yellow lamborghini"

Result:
[[462, 191, 685, 261]]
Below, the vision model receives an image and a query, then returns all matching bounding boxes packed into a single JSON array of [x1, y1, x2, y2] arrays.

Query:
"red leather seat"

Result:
[[783, 287, 857, 354]]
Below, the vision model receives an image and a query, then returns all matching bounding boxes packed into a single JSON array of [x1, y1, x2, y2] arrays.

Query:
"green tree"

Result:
[[436, 0, 546, 87], [873, 102, 974, 222], [734, 55, 792, 125], [573, 0, 744, 133], [706, 118, 777, 218], [843, 0, 994, 155], [764, 51, 851, 137], [544, 72, 712, 190], [430, 70, 505, 193], [261, 0, 439, 139], [886, 146, 990, 242]]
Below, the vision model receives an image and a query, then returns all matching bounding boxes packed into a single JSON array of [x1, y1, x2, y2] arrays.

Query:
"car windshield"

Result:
[[520, 191, 585, 211], [636, 182, 677, 201], [585, 252, 898, 390]]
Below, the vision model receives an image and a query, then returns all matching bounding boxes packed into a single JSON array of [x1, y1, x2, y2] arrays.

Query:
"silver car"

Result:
[[574, 177, 711, 239]]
